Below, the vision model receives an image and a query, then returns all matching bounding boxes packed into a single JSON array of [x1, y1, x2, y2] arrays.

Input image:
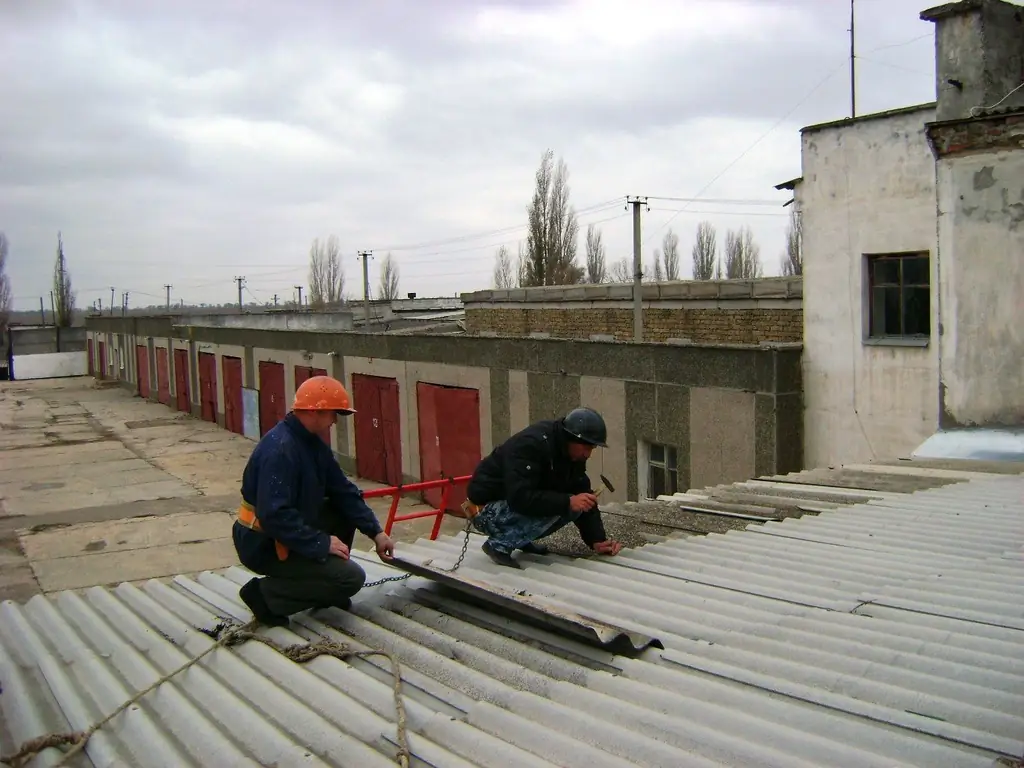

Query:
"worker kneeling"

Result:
[[233, 375, 396, 626], [465, 407, 623, 569]]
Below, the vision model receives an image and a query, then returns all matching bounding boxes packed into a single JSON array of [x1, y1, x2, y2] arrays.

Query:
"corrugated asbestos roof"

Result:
[[1, 464, 1022, 767]]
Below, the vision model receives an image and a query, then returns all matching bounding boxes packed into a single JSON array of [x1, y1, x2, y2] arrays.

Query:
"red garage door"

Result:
[[174, 348, 191, 412], [223, 356, 244, 434], [351, 374, 402, 486], [135, 345, 150, 398], [87, 338, 94, 377], [98, 342, 107, 380], [198, 352, 218, 423], [258, 361, 286, 436], [417, 383, 481, 511], [156, 347, 171, 405]]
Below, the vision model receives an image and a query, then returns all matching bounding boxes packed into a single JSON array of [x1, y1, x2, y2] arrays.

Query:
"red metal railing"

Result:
[[363, 475, 472, 540]]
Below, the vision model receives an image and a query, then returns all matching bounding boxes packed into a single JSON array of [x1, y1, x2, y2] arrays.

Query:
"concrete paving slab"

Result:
[[3, 479, 199, 517], [0, 458, 154, 484], [0, 441, 128, 470], [31, 539, 238, 592], [20, 511, 233, 560], [1, 467, 173, 498]]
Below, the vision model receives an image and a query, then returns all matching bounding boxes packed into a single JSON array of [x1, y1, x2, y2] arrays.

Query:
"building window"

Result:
[[867, 253, 930, 339], [647, 442, 679, 498]]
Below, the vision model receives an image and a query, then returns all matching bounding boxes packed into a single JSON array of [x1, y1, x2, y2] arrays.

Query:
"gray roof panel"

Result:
[[1, 467, 1022, 767]]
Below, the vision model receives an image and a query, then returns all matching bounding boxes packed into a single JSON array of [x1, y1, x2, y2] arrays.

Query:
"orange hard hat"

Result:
[[292, 375, 355, 413]]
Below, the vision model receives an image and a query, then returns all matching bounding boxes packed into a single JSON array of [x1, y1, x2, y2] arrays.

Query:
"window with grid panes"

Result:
[[647, 443, 678, 498], [867, 253, 930, 339]]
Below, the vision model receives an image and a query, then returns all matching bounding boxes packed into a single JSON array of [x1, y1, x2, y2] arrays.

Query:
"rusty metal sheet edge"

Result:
[[390, 557, 664, 654]]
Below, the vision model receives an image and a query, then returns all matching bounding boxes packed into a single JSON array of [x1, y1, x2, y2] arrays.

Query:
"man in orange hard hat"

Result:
[[233, 375, 396, 626]]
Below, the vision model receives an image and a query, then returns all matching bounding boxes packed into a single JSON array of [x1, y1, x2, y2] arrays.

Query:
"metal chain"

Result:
[[363, 517, 474, 589]]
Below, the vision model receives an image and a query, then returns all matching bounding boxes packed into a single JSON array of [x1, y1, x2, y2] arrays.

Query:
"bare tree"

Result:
[[609, 257, 633, 283], [0, 233, 10, 333], [523, 148, 583, 286], [692, 221, 718, 280], [377, 252, 400, 300], [781, 209, 803, 276], [647, 251, 664, 282], [493, 244, 515, 289], [53, 232, 75, 327], [308, 235, 346, 308], [661, 229, 681, 280], [723, 226, 763, 279], [584, 223, 607, 284]]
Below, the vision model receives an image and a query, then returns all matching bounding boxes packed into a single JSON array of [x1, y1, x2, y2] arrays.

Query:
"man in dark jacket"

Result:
[[465, 407, 623, 568], [233, 375, 396, 626]]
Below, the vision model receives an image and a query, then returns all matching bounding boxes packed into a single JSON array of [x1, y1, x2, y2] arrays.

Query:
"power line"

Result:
[[646, 196, 785, 206], [646, 29, 937, 242]]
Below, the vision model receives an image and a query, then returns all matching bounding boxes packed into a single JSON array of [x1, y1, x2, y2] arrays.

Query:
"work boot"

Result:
[[519, 541, 549, 556], [240, 578, 290, 627], [482, 541, 522, 569]]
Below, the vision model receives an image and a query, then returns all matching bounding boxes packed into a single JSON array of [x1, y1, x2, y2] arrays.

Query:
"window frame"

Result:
[[646, 442, 679, 499], [863, 251, 931, 348]]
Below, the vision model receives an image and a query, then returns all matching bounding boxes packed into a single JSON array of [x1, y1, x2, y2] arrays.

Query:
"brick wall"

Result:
[[466, 307, 802, 343], [927, 110, 1024, 157], [463, 277, 804, 344]]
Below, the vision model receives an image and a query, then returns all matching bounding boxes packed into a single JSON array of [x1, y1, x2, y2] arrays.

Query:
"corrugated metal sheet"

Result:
[[2, 471, 1022, 767]]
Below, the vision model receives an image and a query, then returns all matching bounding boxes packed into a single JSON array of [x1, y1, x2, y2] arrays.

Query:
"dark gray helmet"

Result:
[[562, 407, 607, 447]]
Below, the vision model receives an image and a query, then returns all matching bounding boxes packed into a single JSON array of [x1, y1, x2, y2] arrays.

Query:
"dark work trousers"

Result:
[[471, 499, 579, 554], [255, 505, 367, 617]]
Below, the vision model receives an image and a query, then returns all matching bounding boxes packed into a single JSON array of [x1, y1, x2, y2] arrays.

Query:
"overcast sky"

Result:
[[2, 0, 939, 311]]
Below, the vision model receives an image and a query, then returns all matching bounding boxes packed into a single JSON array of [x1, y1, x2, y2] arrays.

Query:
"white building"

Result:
[[782, 0, 1024, 468]]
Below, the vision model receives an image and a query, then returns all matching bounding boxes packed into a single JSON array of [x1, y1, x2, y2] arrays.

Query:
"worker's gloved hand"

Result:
[[592, 540, 622, 556], [374, 532, 395, 562], [328, 535, 350, 560], [569, 493, 598, 514]]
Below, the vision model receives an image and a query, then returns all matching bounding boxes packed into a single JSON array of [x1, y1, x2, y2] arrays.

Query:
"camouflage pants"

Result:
[[471, 500, 578, 554]]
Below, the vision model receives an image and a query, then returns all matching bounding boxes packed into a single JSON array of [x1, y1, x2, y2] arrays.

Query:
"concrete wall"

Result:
[[189, 311, 355, 332], [85, 317, 803, 501], [798, 104, 940, 467], [928, 110, 1024, 427], [463, 278, 803, 344], [12, 351, 88, 380], [7, 326, 87, 356]]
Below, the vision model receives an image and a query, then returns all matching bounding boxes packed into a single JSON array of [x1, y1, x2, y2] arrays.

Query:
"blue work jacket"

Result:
[[232, 413, 383, 568]]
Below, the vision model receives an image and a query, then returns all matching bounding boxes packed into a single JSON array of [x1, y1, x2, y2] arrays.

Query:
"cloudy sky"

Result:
[[2, 0, 939, 311]]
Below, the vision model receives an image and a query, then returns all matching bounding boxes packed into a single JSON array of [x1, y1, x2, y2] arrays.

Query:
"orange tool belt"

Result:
[[237, 500, 289, 561]]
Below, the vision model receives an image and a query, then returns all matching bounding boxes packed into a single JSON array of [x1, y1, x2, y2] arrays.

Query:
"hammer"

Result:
[[593, 474, 616, 498]]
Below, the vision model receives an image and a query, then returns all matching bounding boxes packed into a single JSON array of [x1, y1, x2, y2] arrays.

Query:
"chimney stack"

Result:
[[921, 0, 1024, 121]]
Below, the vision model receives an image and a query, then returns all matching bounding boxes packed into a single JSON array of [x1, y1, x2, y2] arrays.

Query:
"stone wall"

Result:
[[462, 278, 803, 344]]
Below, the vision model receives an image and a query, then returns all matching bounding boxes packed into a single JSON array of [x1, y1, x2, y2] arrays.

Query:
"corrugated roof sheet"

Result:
[[2, 465, 1022, 767]]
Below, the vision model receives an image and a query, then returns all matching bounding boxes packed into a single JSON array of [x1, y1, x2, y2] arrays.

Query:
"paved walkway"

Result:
[[0, 377, 467, 601]]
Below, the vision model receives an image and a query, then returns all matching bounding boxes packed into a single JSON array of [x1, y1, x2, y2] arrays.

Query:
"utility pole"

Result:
[[358, 250, 372, 329], [39, 297, 45, 325], [164, 284, 172, 313], [626, 196, 648, 342], [272, 294, 279, 307], [49, 291, 56, 325], [122, 292, 130, 316], [110, 287, 115, 316], [294, 285, 303, 308], [850, 0, 856, 118], [234, 276, 245, 311]]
